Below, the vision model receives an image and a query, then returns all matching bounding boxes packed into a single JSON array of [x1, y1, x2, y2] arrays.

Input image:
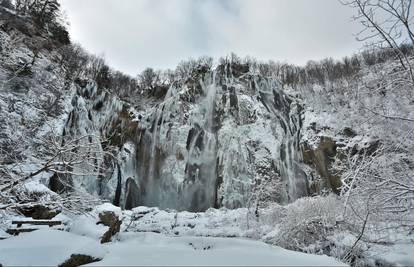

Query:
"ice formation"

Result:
[[63, 64, 308, 211]]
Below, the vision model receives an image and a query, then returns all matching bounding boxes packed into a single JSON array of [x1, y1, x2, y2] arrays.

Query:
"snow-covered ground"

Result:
[[0, 229, 105, 266], [1, 6, 413, 267], [2, 203, 413, 266], [0, 229, 346, 266]]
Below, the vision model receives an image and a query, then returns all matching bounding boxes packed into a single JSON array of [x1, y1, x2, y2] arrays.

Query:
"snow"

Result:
[[68, 215, 108, 240], [378, 244, 414, 267], [0, 229, 105, 266], [23, 180, 53, 195], [0, 229, 9, 239], [94, 203, 122, 217], [68, 203, 122, 240], [0, 200, 408, 267], [1, 7, 412, 267], [92, 232, 346, 267], [0, 229, 346, 267]]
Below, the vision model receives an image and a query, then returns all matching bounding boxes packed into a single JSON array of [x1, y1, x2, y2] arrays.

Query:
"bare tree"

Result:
[[138, 67, 158, 91], [342, 0, 414, 85], [341, 0, 414, 127], [337, 135, 414, 229], [58, 44, 89, 84], [13, 0, 61, 27], [0, 130, 116, 213], [1, 133, 114, 191]]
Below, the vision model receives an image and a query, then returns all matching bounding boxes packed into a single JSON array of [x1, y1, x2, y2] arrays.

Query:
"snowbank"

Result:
[[0, 229, 346, 266], [0, 229, 105, 266], [90, 232, 346, 266]]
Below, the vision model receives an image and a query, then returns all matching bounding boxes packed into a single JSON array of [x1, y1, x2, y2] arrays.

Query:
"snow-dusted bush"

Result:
[[274, 195, 341, 252]]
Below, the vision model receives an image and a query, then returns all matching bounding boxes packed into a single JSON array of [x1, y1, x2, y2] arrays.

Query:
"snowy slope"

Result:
[[0, 229, 346, 267]]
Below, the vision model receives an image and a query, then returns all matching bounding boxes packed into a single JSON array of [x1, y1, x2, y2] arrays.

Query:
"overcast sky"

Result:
[[60, 0, 362, 76]]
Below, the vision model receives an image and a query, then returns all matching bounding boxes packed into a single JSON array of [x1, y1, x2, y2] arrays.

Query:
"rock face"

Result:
[[61, 63, 310, 211], [124, 178, 140, 210], [123, 64, 306, 211], [303, 137, 341, 194]]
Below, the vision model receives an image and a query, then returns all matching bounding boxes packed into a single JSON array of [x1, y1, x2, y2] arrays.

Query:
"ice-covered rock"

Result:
[[105, 64, 308, 211], [57, 62, 310, 212]]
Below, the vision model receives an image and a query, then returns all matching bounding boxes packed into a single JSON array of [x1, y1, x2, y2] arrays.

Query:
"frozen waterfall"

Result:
[[128, 66, 308, 211], [63, 66, 309, 212]]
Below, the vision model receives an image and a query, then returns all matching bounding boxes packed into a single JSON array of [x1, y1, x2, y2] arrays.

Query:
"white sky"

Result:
[[61, 0, 363, 76]]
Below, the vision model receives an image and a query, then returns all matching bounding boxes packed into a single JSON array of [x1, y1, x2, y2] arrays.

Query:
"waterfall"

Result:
[[120, 65, 308, 211], [253, 77, 307, 203], [184, 72, 218, 211], [59, 69, 309, 211]]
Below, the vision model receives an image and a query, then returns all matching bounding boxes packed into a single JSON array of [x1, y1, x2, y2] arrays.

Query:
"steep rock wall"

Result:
[[60, 64, 310, 212], [123, 64, 308, 211]]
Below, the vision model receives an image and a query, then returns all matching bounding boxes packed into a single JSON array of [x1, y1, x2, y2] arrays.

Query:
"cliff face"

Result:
[[62, 64, 309, 212], [129, 65, 307, 211]]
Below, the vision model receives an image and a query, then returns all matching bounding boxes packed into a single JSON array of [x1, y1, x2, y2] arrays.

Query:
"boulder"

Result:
[[98, 211, 118, 227], [96, 205, 122, 244], [100, 217, 122, 244], [18, 204, 60, 220], [58, 254, 101, 267], [124, 178, 140, 210]]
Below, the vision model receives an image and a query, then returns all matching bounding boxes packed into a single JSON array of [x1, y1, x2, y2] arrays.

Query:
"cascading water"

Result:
[[68, 64, 310, 211], [253, 77, 307, 202], [129, 66, 309, 210], [184, 72, 218, 211], [132, 72, 221, 211]]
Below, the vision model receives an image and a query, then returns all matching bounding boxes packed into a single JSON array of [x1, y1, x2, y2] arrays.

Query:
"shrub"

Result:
[[50, 24, 70, 45], [275, 195, 341, 252]]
